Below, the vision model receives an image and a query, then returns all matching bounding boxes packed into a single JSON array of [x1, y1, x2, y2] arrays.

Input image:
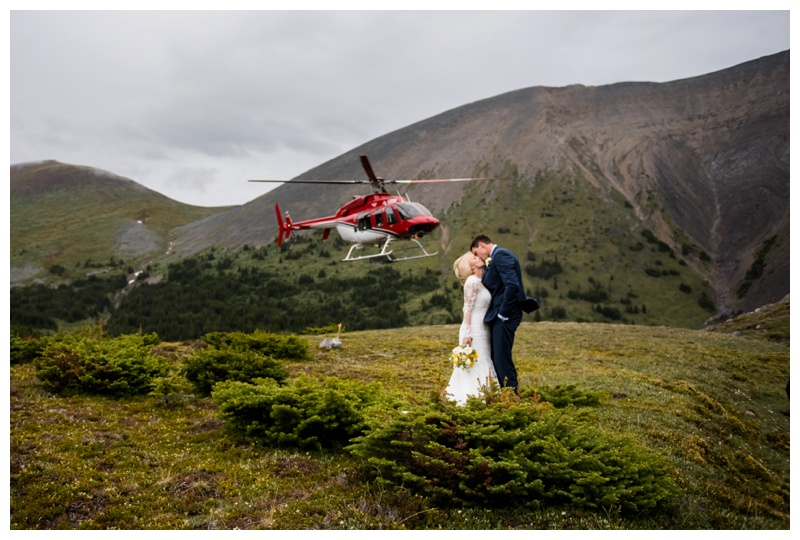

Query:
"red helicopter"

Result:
[[249, 155, 490, 261]]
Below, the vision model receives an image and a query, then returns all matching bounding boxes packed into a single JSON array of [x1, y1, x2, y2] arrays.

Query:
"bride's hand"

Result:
[[462, 337, 472, 345]]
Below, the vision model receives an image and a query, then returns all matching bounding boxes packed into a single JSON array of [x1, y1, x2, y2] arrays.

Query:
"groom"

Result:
[[471, 234, 526, 392]]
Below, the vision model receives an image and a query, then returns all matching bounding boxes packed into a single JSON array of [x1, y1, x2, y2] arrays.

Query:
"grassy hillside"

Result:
[[429, 165, 717, 328], [10, 312, 789, 529], [10, 161, 226, 285]]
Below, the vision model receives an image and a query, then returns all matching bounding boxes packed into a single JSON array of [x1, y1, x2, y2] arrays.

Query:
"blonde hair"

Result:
[[453, 252, 474, 286]]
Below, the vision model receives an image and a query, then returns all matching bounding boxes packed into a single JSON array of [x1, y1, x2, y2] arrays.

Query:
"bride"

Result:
[[445, 251, 498, 405]]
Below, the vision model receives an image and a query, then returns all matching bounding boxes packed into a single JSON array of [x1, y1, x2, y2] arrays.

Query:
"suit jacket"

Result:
[[481, 246, 526, 323]]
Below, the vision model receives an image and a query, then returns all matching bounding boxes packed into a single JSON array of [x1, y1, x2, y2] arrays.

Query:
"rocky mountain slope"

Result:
[[10, 51, 789, 317]]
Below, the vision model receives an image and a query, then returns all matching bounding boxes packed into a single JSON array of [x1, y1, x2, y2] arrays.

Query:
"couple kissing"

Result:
[[446, 235, 538, 405]]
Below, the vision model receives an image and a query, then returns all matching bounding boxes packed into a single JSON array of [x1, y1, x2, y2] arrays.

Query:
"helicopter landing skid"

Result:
[[343, 236, 438, 262]]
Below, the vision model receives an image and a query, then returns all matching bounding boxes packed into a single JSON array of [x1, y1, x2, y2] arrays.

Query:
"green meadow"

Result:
[[10, 304, 789, 530]]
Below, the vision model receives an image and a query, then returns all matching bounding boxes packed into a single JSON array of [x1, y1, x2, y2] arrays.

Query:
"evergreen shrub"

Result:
[[347, 394, 679, 515], [10, 335, 46, 365], [212, 375, 395, 450], [35, 333, 167, 396], [527, 384, 604, 408], [149, 370, 194, 407], [201, 330, 308, 360], [183, 347, 289, 396]]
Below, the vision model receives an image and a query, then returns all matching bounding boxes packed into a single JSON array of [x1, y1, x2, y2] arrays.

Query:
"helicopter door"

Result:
[[357, 212, 372, 230], [386, 206, 398, 225], [374, 210, 384, 228]]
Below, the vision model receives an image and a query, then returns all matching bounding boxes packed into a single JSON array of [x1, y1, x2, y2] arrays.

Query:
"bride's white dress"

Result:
[[446, 275, 498, 405]]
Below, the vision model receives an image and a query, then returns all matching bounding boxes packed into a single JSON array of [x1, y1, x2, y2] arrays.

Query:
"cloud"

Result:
[[164, 166, 219, 194], [10, 10, 790, 207]]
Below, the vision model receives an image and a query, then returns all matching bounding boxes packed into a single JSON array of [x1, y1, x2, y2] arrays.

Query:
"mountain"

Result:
[[10, 161, 226, 282], [10, 51, 789, 330], [170, 51, 789, 315]]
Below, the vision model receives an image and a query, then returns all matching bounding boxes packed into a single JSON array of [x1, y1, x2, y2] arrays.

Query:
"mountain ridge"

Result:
[[10, 160, 228, 282], [10, 51, 789, 321]]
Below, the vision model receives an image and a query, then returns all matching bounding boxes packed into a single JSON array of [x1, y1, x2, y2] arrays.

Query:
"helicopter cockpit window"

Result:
[[396, 202, 432, 220], [357, 212, 372, 230], [374, 210, 384, 228], [386, 206, 398, 224]]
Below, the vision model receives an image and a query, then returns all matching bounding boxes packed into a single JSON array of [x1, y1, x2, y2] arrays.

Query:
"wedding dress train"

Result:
[[446, 275, 498, 405]]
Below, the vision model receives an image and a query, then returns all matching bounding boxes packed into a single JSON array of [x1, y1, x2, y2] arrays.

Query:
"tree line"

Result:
[[107, 256, 441, 340], [10, 247, 447, 340]]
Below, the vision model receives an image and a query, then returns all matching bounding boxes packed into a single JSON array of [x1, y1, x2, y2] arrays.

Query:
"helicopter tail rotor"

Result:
[[274, 203, 292, 246]]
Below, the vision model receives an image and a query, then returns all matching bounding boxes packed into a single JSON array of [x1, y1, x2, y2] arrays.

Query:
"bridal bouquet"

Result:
[[450, 345, 478, 370]]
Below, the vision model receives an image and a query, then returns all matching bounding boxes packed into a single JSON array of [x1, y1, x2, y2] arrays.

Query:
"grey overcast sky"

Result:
[[9, 5, 791, 207]]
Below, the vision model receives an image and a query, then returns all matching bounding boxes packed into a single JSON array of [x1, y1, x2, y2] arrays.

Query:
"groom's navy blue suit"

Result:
[[481, 245, 525, 391]]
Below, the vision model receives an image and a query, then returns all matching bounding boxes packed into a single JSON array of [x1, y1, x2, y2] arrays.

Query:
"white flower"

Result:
[[449, 344, 478, 370]]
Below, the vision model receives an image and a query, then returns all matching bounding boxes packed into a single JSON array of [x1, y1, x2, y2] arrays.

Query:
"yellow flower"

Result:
[[449, 345, 478, 370]]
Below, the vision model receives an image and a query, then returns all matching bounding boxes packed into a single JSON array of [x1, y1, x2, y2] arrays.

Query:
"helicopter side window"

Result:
[[357, 212, 372, 230], [386, 206, 398, 224], [374, 210, 384, 228]]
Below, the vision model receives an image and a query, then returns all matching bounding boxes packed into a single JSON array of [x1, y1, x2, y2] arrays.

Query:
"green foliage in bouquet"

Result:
[[347, 393, 679, 515], [201, 330, 308, 360], [212, 375, 397, 451], [183, 347, 289, 396], [35, 333, 167, 396]]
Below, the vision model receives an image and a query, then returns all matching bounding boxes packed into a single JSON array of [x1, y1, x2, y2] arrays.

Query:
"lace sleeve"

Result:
[[462, 278, 480, 337]]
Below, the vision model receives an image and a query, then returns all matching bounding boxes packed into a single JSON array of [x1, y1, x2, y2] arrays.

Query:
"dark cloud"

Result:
[[10, 9, 790, 206]]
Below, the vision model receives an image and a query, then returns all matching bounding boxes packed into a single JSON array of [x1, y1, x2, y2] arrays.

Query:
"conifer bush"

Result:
[[347, 394, 679, 515], [10, 335, 45, 365], [35, 333, 167, 396], [212, 375, 395, 451], [183, 347, 289, 396], [526, 384, 604, 408], [149, 370, 194, 407]]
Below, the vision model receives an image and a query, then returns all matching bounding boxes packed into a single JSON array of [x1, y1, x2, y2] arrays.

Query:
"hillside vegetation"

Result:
[[10, 161, 225, 284], [10, 305, 789, 530], [12, 164, 730, 339]]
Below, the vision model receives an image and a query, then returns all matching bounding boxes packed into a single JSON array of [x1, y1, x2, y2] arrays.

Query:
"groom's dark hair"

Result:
[[470, 235, 492, 250]]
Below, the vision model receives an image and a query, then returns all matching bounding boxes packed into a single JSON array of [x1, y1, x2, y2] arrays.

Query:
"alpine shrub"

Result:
[[10, 335, 46, 365], [35, 333, 167, 396], [527, 384, 604, 408], [212, 375, 394, 451], [201, 330, 308, 360], [347, 396, 679, 515], [149, 370, 194, 407], [183, 347, 289, 396]]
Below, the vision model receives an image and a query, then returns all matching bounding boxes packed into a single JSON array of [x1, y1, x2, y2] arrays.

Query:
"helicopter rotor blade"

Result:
[[388, 177, 494, 184], [248, 177, 496, 185], [248, 179, 370, 184], [360, 155, 380, 183], [249, 150, 498, 188]]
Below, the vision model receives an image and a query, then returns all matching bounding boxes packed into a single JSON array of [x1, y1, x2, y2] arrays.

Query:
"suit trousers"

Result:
[[490, 311, 521, 391]]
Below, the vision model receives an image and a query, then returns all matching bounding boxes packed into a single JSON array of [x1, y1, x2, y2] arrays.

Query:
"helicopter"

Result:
[[249, 155, 491, 262]]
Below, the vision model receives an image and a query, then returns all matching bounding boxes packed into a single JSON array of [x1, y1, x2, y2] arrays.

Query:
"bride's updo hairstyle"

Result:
[[453, 252, 473, 286]]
